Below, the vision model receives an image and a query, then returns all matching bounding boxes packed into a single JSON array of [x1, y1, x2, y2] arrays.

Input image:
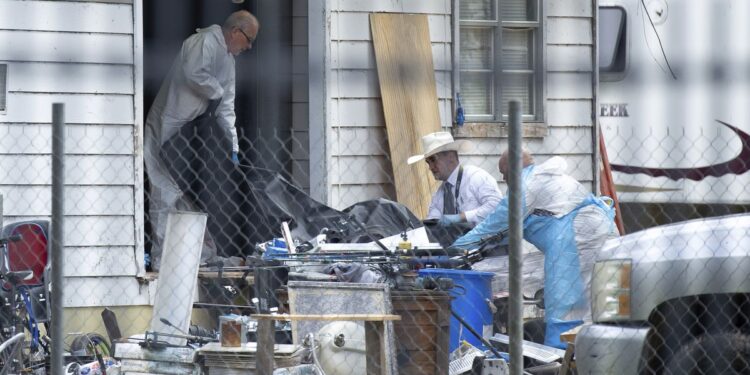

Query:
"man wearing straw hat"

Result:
[[408, 132, 503, 228]]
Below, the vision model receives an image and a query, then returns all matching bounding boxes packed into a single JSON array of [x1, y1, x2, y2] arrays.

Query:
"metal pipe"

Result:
[[450, 310, 503, 358], [51, 103, 65, 375], [507, 100, 523, 375]]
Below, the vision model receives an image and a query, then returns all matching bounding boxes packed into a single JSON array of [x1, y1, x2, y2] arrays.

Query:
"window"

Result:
[[599, 6, 627, 79], [459, 0, 543, 122], [0, 64, 7, 113]]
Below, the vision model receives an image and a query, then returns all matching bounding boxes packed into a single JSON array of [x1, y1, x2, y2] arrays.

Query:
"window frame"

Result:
[[454, 0, 546, 125], [598, 5, 629, 82]]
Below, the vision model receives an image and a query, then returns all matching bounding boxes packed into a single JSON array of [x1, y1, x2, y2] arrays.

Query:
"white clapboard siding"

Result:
[[0, 124, 134, 155], [326, 1, 452, 208], [0, 1, 133, 34], [547, 100, 593, 127], [63, 277, 150, 307], [332, 40, 451, 71], [547, 0, 592, 17], [468, 127, 594, 156], [0, 185, 134, 216], [5, 62, 133, 94], [0, 155, 133, 185], [64, 247, 138, 277], [330, 184, 396, 209], [548, 73, 593, 99], [546, 17, 592, 45], [0, 1, 142, 309], [547, 46, 593, 72], [0, 30, 133, 64], [331, 155, 392, 185], [2, 93, 134, 124], [3, 215, 134, 247], [332, 12, 450, 42]]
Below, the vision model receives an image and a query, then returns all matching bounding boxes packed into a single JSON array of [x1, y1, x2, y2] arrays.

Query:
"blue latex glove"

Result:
[[231, 151, 239, 165], [438, 214, 462, 227]]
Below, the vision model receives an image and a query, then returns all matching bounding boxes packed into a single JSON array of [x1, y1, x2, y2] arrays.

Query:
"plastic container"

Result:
[[262, 238, 288, 260], [418, 268, 494, 352]]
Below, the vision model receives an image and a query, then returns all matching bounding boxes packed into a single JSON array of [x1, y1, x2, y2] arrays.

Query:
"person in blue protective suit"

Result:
[[144, 10, 259, 269], [453, 149, 618, 348]]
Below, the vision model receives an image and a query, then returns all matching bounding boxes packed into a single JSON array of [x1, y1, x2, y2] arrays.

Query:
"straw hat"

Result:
[[407, 132, 473, 165]]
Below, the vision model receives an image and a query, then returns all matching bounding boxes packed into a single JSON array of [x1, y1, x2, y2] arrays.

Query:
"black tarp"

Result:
[[159, 115, 424, 257]]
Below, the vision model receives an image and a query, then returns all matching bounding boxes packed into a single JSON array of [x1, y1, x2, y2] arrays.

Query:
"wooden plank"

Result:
[[0, 124, 134, 155], [332, 67, 451, 99], [0, 154, 134, 185], [4, 215, 135, 246], [1, 93, 134, 124], [370, 13, 442, 218], [0, 30, 134, 64], [64, 246, 138, 276], [0, 1, 133, 33], [63, 276, 150, 307], [5, 62, 133, 94], [0, 185, 134, 216]]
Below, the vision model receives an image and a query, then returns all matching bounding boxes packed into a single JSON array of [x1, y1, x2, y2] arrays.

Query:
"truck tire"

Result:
[[663, 332, 750, 374]]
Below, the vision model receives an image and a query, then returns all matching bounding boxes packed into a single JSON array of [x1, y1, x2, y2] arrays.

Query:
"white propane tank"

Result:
[[316, 321, 366, 375]]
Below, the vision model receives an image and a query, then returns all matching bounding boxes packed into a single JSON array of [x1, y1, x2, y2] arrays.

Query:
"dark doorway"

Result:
[[142, 1, 294, 256]]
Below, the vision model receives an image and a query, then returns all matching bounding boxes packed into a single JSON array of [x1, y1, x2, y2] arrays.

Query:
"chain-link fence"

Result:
[[3, 0, 750, 374]]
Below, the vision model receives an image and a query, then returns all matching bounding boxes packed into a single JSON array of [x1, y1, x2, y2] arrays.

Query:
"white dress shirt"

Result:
[[427, 164, 503, 225]]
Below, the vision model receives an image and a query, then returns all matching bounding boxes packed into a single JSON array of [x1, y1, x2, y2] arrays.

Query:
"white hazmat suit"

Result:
[[144, 25, 239, 269]]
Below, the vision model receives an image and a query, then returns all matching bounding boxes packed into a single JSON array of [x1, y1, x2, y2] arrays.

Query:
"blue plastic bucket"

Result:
[[418, 268, 494, 351], [262, 238, 289, 260]]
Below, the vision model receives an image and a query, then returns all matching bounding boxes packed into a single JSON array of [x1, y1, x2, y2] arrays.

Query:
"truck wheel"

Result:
[[663, 332, 750, 374]]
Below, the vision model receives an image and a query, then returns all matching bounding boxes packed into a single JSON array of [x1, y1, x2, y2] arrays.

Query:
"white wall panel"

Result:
[[0, 185, 134, 216], [0, 124, 134, 154], [3, 215, 134, 247], [547, 0, 592, 17], [334, 0, 450, 14], [546, 100, 593, 126], [0, 155, 133, 185], [63, 277, 150, 307], [546, 18, 592, 45], [0, 30, 133, 64], [331, 155, 392, 184], [0, 1, 133, 33], [1, 93, 134, 124], [468, 127, 594, 155], [5, 62, 133, 94], [332, 127, 388, 156], [330, 183, 396, 210], [333, 41, 451, 71], [332, 98, 384, 127], [547, 45, 592, 72], [0, 93, 134, 124], [332, 12, 451, 42], [548, 73, 593, 99], [64, 247, 138, 277]]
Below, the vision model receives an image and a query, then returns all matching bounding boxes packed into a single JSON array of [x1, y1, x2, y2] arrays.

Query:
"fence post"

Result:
[[51, 103, 65, 375], [507, 100, 523, 375]]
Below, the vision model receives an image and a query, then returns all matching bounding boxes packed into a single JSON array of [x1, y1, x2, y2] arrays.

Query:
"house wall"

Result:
[[311, 0, 598, 210], [0, 0, 147, 308]]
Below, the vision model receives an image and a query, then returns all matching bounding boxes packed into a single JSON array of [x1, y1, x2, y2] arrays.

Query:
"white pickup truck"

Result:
[[575, 214, 750, 373]]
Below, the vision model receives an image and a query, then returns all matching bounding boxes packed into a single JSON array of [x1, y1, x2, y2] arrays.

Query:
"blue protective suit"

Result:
[[453, 157, 617, 348]]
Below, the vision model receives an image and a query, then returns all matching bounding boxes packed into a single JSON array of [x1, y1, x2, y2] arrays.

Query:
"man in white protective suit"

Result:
[[144, 10, 260, 269], [453, 149, 618, 348]]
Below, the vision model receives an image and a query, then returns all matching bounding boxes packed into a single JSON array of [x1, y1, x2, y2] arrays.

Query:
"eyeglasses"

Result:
[[425, 154, 440, 164], [237, 27, 255, 45]]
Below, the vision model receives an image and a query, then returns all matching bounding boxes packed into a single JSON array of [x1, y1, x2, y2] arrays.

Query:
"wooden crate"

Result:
[[391, 290, 451, 375]]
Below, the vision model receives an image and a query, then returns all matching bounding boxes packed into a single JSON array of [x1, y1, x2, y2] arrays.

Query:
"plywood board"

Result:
[[370, 13, 441, 218]]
